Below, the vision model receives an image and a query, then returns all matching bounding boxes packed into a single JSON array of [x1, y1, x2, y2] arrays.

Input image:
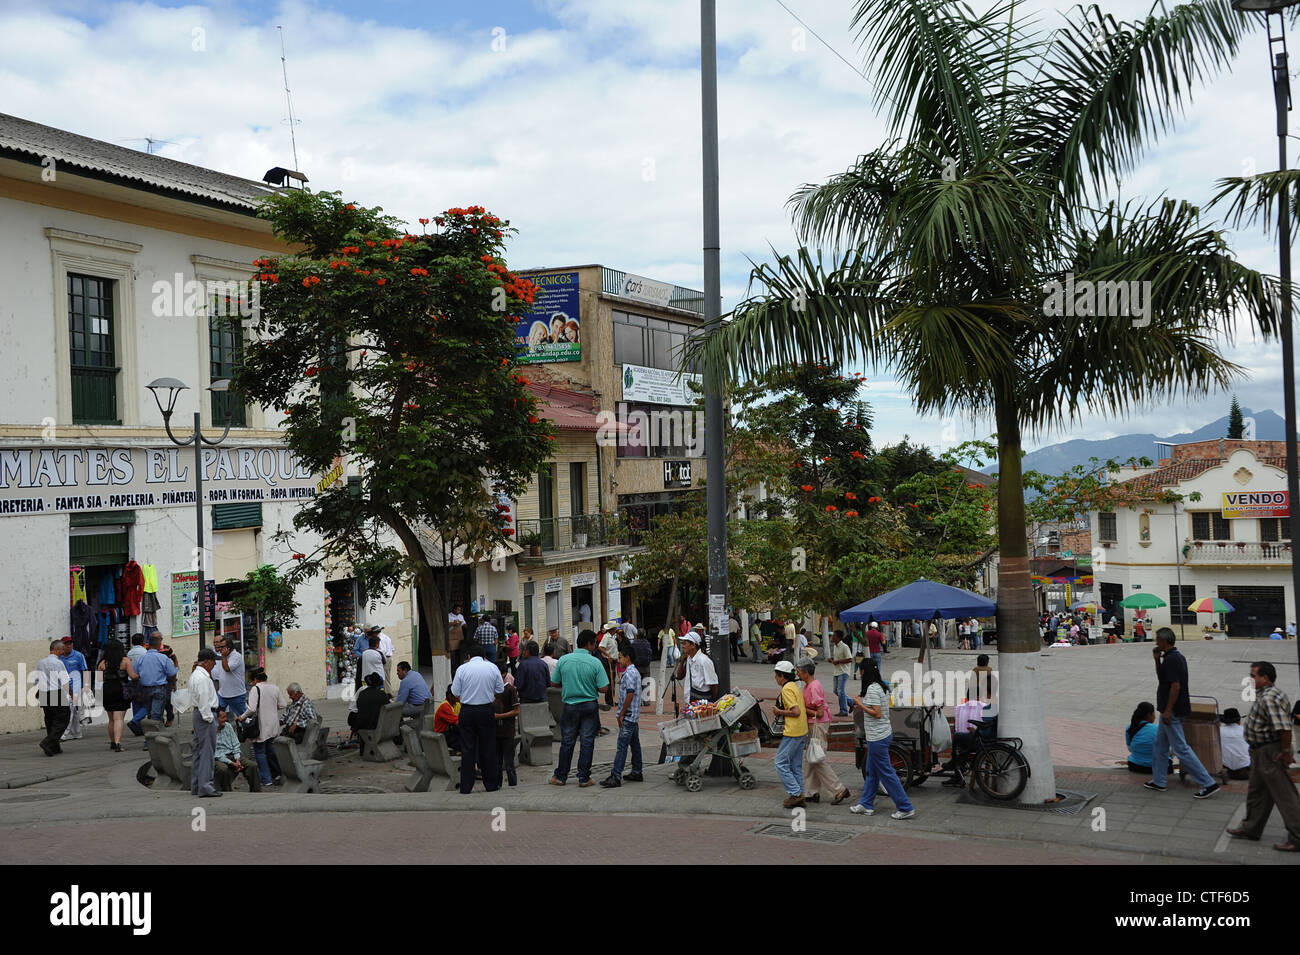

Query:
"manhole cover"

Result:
[[317, 785, 387, 795], [0, 792, 70, 803], [955, 788, 1095, 814], [752, 823, 858, 845]]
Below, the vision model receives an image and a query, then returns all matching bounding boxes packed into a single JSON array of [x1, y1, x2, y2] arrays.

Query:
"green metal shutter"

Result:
[[70, 532, 129, 566], [212, 502, 262, 529]]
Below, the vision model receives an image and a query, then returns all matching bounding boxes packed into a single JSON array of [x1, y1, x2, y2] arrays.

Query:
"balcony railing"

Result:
[[1185, 541, 1292, 563], [601, 267, 705, 315], [516, 513, 627, 555]]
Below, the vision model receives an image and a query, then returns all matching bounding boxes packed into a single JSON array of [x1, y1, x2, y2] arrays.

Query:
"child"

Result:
[[433, 686, 461, 753], [600, 647, 643, 787], [494, 660, 520, 786]]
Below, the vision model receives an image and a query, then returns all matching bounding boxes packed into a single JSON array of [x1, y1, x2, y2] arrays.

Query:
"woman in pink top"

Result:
[[797, 660, 851, 804], [505, 629, 521, 676]]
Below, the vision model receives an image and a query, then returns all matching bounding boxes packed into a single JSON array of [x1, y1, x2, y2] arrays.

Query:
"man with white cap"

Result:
[[674, 624, 718, 704]]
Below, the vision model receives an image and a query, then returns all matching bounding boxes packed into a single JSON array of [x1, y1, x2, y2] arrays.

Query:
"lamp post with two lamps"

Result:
[[145, 377, 232, 650]]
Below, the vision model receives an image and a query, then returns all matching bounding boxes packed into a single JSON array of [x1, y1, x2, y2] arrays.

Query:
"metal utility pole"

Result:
[[701, 0, 729, 693]]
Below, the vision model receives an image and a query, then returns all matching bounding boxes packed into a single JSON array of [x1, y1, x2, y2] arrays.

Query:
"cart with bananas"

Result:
[[661, 689, 761, 792]]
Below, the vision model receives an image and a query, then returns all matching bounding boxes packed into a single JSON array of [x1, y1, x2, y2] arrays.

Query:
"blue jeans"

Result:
[[554, 700, 600, 783], [611, 720, 642, 779], [252, 738, 282, 785], [833, 673, 850, 715], [220, 693, 247, 717], [1150, 717, 1213, 788], [142, 685, 168, 722], [860, 734, 913, 812], [775, 735, 807, 796]]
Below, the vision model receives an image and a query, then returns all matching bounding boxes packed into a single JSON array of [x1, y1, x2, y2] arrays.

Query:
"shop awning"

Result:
[[415, 526, 521, 566]]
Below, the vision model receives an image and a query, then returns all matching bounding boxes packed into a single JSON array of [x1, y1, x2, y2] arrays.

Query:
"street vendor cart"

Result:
[[662, 689, 761, 792]]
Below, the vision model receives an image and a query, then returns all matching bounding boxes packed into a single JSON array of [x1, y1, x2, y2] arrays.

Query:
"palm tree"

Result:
[[692, 0, 1281, 801]]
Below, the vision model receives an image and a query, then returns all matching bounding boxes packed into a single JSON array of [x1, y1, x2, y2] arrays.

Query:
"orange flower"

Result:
[[345, 203, 356, 210], [377, 278, 386, 286], [846, 510, 859, 517], [800, 484, 813, 492], [825, 505, 837, 512], [305, 367, 318, 377], [845, 492, 857, 500]]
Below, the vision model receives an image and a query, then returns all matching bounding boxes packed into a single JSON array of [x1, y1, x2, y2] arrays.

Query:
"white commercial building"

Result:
[[1092, 438, 1293, 640]]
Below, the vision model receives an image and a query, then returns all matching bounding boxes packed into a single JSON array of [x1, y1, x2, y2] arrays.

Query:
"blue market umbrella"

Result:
[[840, 578, 996, 622]]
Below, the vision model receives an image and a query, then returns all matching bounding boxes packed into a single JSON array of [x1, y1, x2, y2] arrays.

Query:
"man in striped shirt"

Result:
[[474, 616, 500, 662], [1228, 661, 1300, 851]]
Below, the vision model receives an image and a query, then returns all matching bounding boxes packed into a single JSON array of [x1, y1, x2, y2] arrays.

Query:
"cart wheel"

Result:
[[685, 774, 704, 793], [669, 767, 685, 785], [738, 770, 757, 790]]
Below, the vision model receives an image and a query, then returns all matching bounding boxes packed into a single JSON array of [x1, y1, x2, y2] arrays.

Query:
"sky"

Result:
[[0, 0, 1291, 458]]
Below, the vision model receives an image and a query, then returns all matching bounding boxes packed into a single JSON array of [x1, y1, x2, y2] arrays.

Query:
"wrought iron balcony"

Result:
[[515, 513, 627, 556]]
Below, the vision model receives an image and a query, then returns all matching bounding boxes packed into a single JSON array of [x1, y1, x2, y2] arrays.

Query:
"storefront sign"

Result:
[[171, 571, 200, 637], [1221, 490, 1289, 519], [570, 571, 598, 588], [0, 446, 320, 517], [607, 569, 622, 621], [516, 271, 581, 364], [544, 576, 563, 594], [663, 459, 692, 488], [622, 363, 702, 406], [618, 272, 675, 307]]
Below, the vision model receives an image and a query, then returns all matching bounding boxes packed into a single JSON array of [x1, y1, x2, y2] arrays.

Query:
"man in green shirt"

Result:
[[548, 630, 609, 787]]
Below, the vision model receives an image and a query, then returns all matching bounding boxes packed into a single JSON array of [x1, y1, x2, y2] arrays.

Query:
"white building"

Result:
[[0, 114, 413, 731], [1092, 438, 1293, 639]]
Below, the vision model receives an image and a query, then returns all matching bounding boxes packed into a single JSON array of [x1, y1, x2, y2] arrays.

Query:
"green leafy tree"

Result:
[[690, 0, 1280, 801], [235, 192, 554, 661], [227, 563, 300, 634]]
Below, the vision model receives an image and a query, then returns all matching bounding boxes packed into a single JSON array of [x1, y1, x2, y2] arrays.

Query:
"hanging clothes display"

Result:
[[70, 566, 87, 605], [121, 560, 144, 617], [95, 572, 116, 607], [141, 563, 159, 594], [140, 591, 160, 632], [70, 600, 94, 655]]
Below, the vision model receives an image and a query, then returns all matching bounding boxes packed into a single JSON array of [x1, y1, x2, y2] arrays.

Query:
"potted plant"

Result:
[[572, 514, 589, 549], [520, 531, 543, 556], [1193, 540, 1203, 548]]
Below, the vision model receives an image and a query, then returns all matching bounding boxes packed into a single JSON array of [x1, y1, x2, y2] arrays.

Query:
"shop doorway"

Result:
[[572, 586, 594, 630], [1219, 585, 1286, 639]]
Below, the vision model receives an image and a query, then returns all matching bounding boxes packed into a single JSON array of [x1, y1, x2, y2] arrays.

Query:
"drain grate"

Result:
[[956, 788, 1096, 814], [753, 822, 858, 845], [317, 785, 387, 795], [0, 792, 70, 803]]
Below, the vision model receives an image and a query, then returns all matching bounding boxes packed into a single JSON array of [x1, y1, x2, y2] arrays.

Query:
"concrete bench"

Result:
[[272, 719, 324, 794], [358, 701, 405, 761], [518, 701, 554, 766], [401, 723, 443, 791], [414, 730, 461, 791], [400, 698, 434, 731], [146, 733, 191, 791], [546, 685, 565, 727]]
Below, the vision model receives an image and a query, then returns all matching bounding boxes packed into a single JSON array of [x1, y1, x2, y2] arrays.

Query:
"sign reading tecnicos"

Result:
[[0, 446, 319, 516], [516, 271, 581, 364], [1221, 490, 1289, 519], [621, 363, 702, 406]]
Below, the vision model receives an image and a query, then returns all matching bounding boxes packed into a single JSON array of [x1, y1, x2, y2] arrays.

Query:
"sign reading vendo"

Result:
[[1220, 490, 1289, 519]]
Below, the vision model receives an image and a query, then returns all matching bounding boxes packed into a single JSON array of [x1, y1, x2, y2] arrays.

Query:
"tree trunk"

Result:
[[376, 505, 452, 697], [994, 394, 1058, 803]]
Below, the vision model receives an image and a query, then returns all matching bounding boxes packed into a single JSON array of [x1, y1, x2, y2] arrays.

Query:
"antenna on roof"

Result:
[[277, 25, 301, 172], [121, 137, 177, 155]]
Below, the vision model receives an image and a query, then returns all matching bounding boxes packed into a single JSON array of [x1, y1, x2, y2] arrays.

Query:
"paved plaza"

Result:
[[1, 638, 1297, 864]]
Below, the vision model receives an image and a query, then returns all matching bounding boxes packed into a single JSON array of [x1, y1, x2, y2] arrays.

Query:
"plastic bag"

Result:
[[807, 735, 826, 764], [927, 706, 952, 752]]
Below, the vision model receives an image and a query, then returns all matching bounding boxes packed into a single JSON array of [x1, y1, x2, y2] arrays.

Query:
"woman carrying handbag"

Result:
[[240, 669, 288, 786]]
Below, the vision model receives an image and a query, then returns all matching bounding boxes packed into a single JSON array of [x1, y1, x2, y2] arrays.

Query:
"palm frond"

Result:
[[1211, 169, 1300, 237]]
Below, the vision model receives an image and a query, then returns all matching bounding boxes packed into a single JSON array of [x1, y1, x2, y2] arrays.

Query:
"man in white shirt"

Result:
[[450, 644, 505, 794], [368, 624, 394, 685], [360, 633, 387, 686], [796, 628, 810, 661], [189, 648, 221, 797], [674, 627, 718, 703], [598, 624, 620, 710], [579, 602, 592, 623], [33, 640, 71, 756]]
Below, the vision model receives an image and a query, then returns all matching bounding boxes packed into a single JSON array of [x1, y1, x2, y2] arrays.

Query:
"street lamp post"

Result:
[[1233, 0, 1300, 670], [146, 377, 232, 650]]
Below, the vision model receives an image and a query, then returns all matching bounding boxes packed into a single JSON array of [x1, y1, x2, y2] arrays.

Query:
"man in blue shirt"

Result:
[[601, 647, 643, 787], [59, 638, 88, 741], [394, 661, 433, 717], [514, 640, 549, 704], [135, 635, 177, 722], [351, 627, 368, 687], [1145, 629, 1219, 799], [450, 643, 505, 794], [548, 630, 608, 787]]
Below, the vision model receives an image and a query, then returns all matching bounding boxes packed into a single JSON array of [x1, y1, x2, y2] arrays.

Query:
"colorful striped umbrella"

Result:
[[1187, 597, 1234, 614]]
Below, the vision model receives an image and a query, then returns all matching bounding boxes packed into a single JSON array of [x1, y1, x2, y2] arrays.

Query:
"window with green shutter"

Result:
[[212, 502, 262, 529], [69, 273, 119, 424], [209, 304, 246, 427]]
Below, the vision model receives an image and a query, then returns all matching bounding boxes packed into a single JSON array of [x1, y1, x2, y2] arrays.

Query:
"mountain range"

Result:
[[989, 408, 1290, 476]]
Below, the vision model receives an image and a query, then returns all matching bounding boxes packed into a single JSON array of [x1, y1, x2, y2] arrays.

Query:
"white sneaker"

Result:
[[891, 809, 915, 820], [849, 804, 874, 815]]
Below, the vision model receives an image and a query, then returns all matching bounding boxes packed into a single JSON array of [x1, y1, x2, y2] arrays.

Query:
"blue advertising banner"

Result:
[[516, 271, 581, 363]]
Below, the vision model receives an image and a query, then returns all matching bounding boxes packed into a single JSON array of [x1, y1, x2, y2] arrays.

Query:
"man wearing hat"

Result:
[[366, 624, 395, 685], [189, 648, 222, 798], [772, 660, 808, 808], [673, 624, 718, 704], [598, 623, 620, 709]]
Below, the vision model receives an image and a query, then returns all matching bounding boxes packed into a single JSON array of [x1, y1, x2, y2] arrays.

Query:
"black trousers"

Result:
[[42, 706, 70, 752], [458, 703, 500, 794]]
